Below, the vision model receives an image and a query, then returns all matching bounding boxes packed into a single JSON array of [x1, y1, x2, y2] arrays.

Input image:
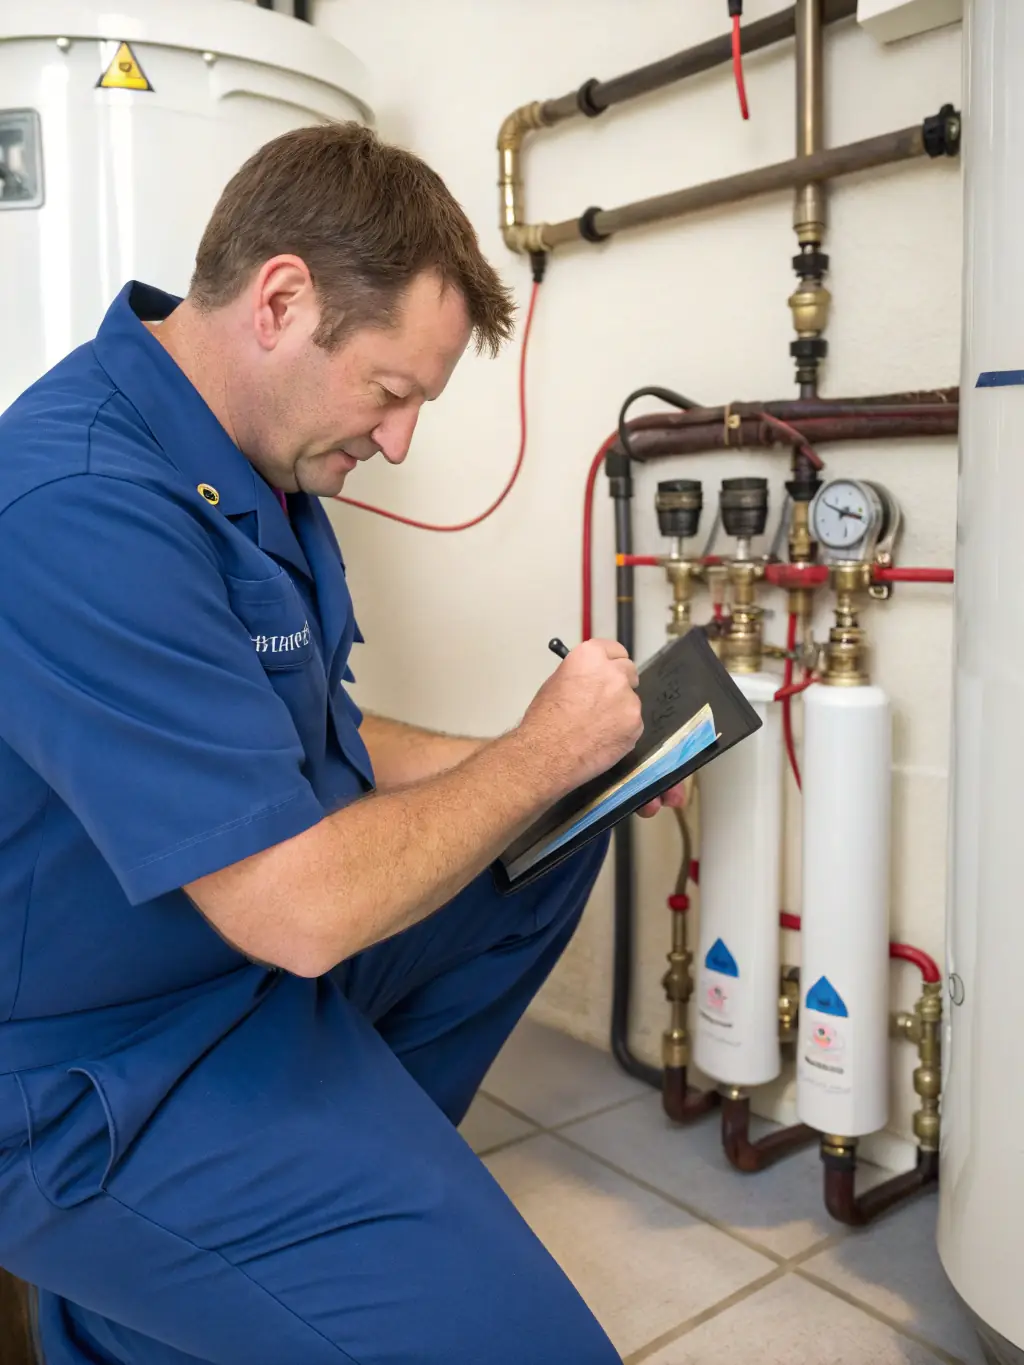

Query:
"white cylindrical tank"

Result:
[[0, 0, 372, 411], [939, 1, 1024, 1354], [796, 683, 890, 1137], [694, 672, 783, 1088]]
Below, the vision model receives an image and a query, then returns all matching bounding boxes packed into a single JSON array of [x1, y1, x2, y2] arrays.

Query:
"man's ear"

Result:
[[251, 256, 316, 352]]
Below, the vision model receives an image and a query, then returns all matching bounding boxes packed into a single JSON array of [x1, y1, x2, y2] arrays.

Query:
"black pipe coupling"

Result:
[[792, 249, 830, 280], [790, 336, 828, 363], [576, 78, 606, 119], [605, 446, 632, 499], [578, 206, 611, 244], [922, 103, 961, 158]]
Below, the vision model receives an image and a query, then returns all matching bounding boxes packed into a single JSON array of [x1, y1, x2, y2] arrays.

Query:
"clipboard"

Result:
[[493, 628, 763, 892]]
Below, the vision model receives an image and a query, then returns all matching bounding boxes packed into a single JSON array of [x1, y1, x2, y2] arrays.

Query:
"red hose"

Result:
[[582, 433, 619, 640], [775, 674, 818, 701], [334, 281, 540, 531], [874, 566, 954, 584], [779, 912, 941, 983], [731, 14, 750, 120], [616, 554, 661, 567], [889, 942, 943, 983]]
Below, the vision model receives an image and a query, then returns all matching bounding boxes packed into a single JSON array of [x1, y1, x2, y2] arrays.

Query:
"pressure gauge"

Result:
[[810, 478, 900, 567]]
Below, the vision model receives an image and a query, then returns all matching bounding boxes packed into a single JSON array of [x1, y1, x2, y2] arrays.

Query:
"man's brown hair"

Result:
[[190, 122, 515, 356]]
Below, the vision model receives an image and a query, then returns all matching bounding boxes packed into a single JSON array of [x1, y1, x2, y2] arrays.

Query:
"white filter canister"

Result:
[[797, 682, 891, 1137], [694, 671, 783, 1088]]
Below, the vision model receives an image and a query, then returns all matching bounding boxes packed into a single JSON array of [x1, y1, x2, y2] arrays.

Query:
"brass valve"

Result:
[[893, 980, 942, 1153], [788, 278, 832, 338], [822, 562, 873, 686], [664, 558, 699, 638], [662, 914, 694, 1070], [722, 559, 766, 674], [778, 970, 800, 1044]]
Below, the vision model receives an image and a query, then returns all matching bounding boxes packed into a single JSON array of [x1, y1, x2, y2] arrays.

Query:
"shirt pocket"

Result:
[[224, 569, 315, 673]]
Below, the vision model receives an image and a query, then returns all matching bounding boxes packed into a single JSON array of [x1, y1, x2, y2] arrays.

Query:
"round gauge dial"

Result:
[[811, 479, 878, 552]]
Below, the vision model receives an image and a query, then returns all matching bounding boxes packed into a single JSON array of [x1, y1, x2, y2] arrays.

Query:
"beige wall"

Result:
[[315, 0, 962, 1160]]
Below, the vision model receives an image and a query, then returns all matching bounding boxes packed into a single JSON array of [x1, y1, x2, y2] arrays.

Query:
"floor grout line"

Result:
[[795, 1268, 970, 1365], [622, 1267, 788, 1365], [547, 1128, 789, 1267]]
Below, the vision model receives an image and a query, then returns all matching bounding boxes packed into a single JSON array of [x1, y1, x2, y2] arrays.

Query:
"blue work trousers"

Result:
[[0, 839, 621, 1365]]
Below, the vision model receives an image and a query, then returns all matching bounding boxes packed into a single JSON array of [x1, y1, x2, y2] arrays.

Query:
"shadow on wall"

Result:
[[0, 1268, 36, 1364]]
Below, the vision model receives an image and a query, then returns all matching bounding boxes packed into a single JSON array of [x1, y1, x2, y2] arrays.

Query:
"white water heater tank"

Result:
[[940, 2, 1024, 1360], [0, 0, 372, 412]]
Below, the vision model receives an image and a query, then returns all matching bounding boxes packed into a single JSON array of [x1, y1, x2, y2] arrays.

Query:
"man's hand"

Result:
[[519, 638, 643, 792]]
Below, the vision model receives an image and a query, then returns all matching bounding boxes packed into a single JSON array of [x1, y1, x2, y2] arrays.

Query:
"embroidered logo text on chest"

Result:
[[251, 621, 312, 655]]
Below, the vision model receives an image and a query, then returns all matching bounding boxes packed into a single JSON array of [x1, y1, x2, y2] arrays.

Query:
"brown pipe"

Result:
[[498, 0, 858, 253], [721, 1093, 817, 1173], [663, 1066, 719, 1123], [619, 408, 959, 463], [823, 1143, 938, 1226], [540, 0, 857, 122], [795, 0, 827, 243], [542, 122, 938, 250]]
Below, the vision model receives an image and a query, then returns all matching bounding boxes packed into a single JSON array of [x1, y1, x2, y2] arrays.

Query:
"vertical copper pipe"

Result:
[[721, 1093, 817, 1172], [795, 0, 826, 243], [663, 1067, 720, 1122], [823, 1144, 938, 1226]]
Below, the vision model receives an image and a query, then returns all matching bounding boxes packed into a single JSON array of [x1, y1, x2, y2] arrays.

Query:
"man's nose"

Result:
[[374, 406, 420, 466]]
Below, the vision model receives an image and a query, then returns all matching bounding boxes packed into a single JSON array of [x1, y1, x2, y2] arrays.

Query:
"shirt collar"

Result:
[[92, 282, 311, 580]]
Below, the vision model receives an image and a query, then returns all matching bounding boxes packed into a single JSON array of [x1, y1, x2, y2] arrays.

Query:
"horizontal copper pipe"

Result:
[[824, 1147, 938, 1226], [543, 123, 934, 249], [663, 1066, 719, 1123], [614, 389, 958, 463], [540, 0, 857, 123], [721, 1094, 817, 1173]]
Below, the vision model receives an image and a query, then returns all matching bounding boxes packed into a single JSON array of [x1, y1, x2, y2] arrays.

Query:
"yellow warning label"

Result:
[[97, 42, 153, 93]]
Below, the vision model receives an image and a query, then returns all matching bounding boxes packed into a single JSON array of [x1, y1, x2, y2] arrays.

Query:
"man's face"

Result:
[[238, 267, 473, 497]]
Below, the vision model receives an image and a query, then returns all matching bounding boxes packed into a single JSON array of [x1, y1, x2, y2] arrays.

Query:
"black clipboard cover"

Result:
[[493, 629, 763, 893]]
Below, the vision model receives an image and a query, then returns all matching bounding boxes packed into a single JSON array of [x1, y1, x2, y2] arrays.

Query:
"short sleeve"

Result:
[[0, 475, 326, 904]]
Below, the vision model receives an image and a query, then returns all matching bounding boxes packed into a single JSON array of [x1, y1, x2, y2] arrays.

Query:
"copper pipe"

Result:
[[721, 1093, 817, 1173], [795, 0, 826, 243], [498, 0, 858, 253], [823, 1142, 938, 1226], [543, 123, 934, 250], [663, 1066, 720, 1123], [618, 407, 958, 463], [541, 0, 857, 123]]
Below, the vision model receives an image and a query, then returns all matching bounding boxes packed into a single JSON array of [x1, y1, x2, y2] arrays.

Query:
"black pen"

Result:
[[548, 638, 570, 660]]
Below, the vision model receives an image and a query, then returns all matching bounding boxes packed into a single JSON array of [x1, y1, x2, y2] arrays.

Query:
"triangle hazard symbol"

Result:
[[97, 42, 153, 92]]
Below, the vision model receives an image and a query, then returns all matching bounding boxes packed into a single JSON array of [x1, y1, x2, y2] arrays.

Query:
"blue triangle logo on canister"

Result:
[[806, 976, 848, 1017], [704, 938, 739, 978]]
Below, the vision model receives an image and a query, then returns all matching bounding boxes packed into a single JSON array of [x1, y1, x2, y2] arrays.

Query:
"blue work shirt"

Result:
[[0, 282, 374, 1201]]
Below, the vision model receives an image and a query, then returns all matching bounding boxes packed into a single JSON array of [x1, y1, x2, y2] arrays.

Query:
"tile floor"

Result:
[[459, 1017, 982, 1365]]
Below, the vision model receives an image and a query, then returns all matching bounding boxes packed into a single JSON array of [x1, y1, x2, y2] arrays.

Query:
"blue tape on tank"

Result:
[[976, 370, 1024, 387]]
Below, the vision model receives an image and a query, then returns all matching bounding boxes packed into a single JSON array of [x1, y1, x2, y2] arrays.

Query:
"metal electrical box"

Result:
[[857, 0, 962, 43]]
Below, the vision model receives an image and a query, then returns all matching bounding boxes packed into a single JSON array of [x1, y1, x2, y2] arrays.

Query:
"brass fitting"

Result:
[[497, 100, 569, 254], [661, 912, 694, 1070], [822, 562, 872, 686], [821, 1133, 857, 1161], [892, 982, 942, 1153], [722, 559, 765, 674], [788, 278, 832, 337], [778, 970, 800, 1044], [664, 559, 699, 637], [912, 982, 942, 1152], [788, 499, 815, 566]]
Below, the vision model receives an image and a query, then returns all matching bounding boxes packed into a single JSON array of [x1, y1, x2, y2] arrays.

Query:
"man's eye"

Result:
[[377, 386, 402, 405]]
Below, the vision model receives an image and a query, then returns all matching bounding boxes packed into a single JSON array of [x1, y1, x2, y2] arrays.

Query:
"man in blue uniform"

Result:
[[0, 123, 682, 1364]]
